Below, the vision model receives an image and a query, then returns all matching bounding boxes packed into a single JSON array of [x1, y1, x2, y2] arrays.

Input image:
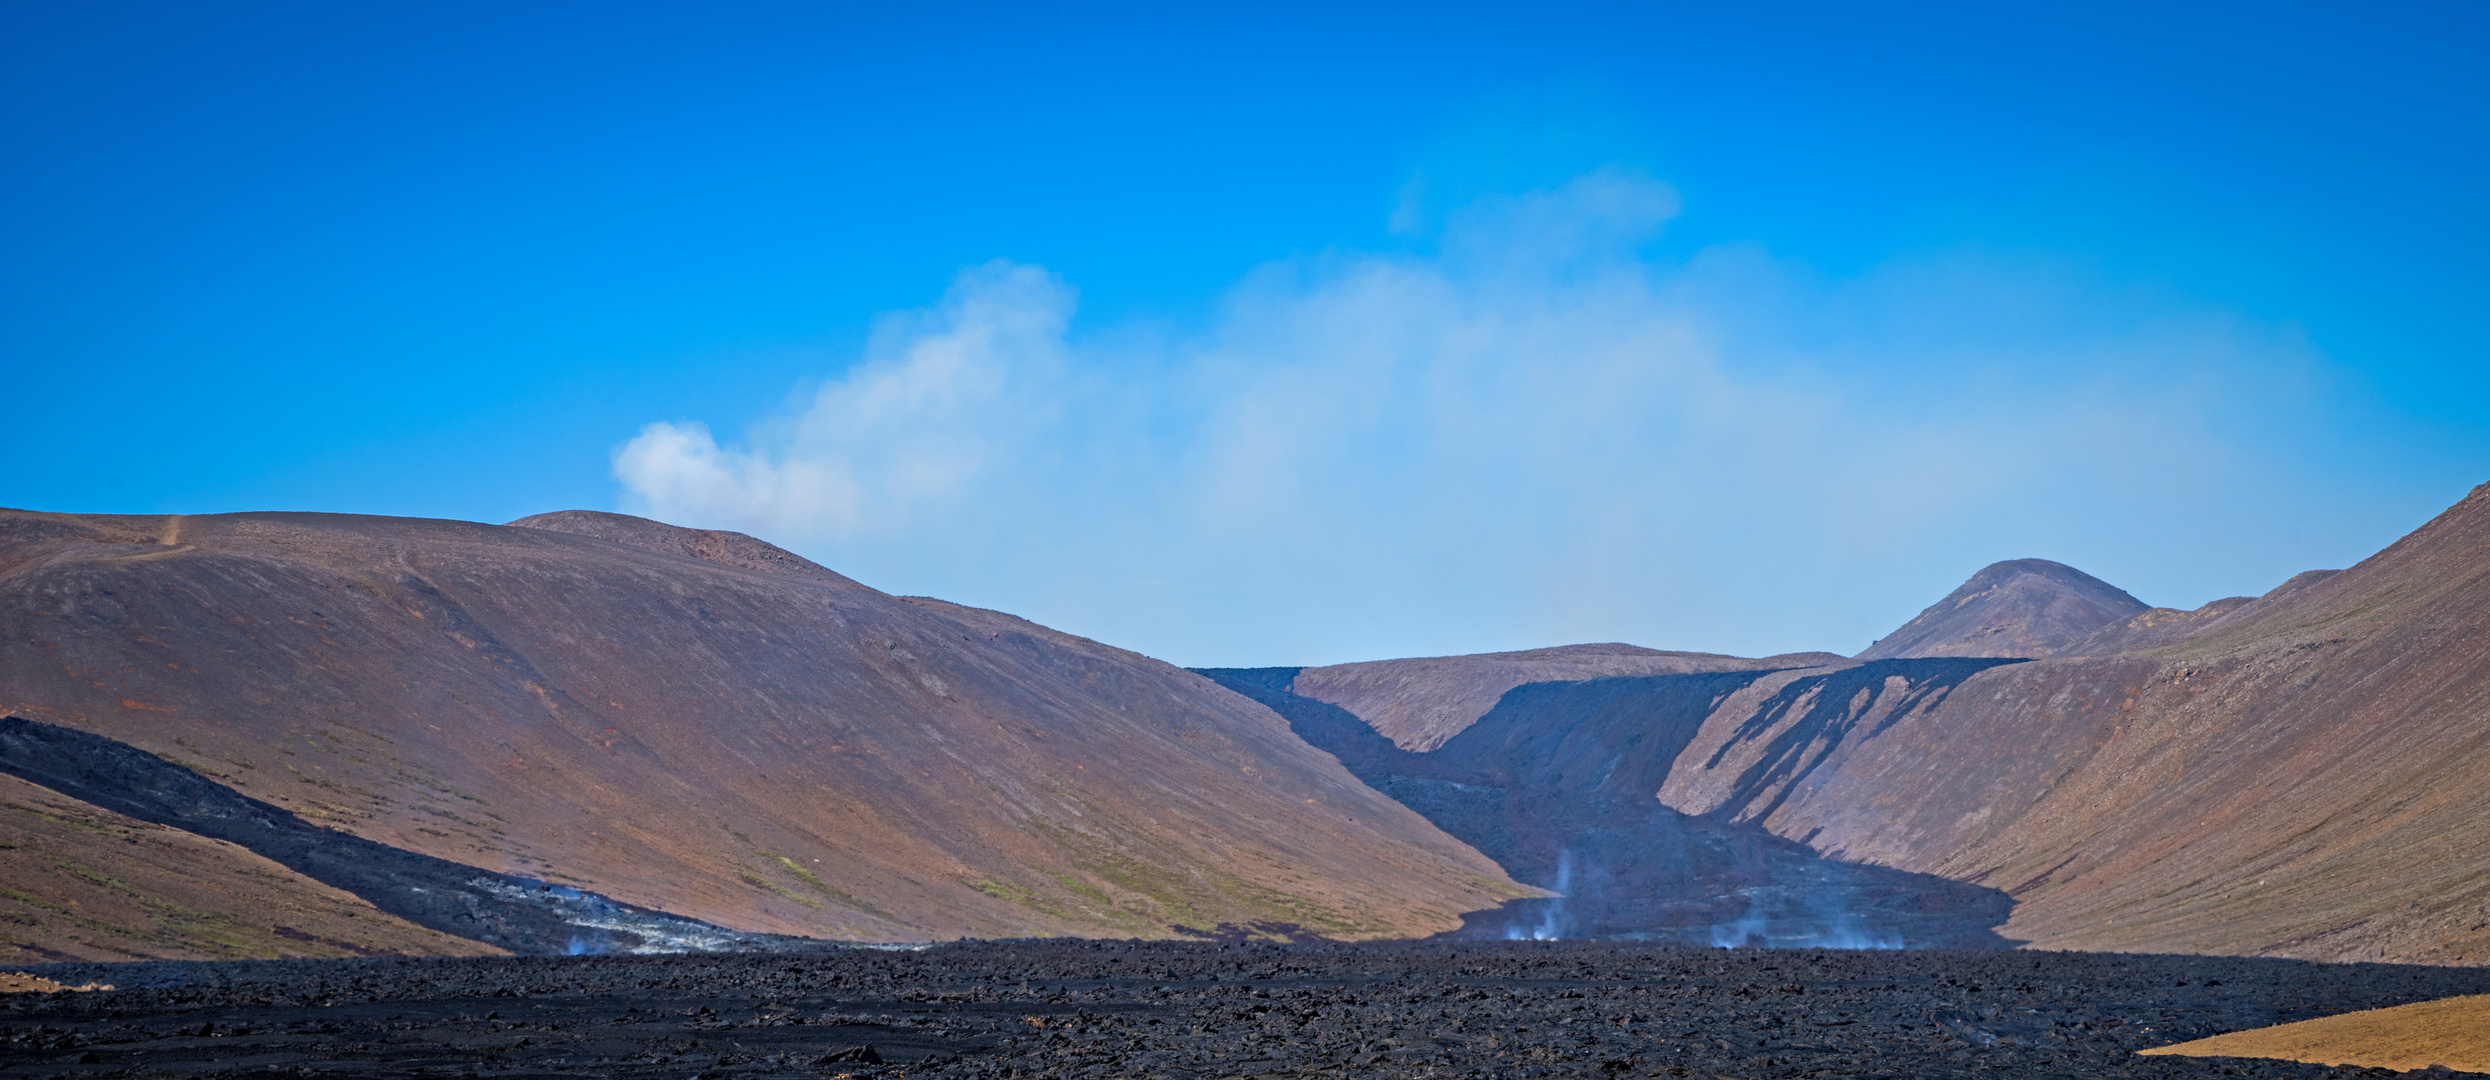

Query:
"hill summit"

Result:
[[1856, 557, 2148, 659]]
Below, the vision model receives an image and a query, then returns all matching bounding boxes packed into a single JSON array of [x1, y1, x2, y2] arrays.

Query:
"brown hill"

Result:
[[0, 508, 1524, 948], [1289, 644, 1845, 751], [1665, 481, 2490, 963], [1267, 484, 2490, 963], [1855, 558, 2148, 659], [0, 772, 500, 963]]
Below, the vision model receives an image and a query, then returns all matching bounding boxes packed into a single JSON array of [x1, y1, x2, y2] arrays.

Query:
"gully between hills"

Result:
[[0, 484, 2487, 968]]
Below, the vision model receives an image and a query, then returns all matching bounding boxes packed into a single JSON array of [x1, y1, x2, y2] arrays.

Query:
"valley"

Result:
[[2, 484, 2487, 970]]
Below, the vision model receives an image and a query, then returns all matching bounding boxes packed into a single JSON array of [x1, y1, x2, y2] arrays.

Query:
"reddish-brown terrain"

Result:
[[7, 481, 2484, 970], [0, 508, 1525, 953], [1278, 483, 2490, 964], [0, 772, 499, 963], [1286, 644, 1845, 751], [1666, 481, 2490, 964], [1854, 558, 2149, 660]]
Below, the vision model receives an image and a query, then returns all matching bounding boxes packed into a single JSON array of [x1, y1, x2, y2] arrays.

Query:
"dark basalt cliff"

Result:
[[0, 508, 1524, 950]]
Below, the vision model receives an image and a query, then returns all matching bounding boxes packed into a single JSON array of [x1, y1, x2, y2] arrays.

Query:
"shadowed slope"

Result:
[[1287, 644, 1844, 751], [0, 716, 819, 956], [0, 769, 500, 963], [1667, 482, 2490, 963], [0, 508, 1523, 946], [1856, 558, 2148, 660], [1197, 667, 2016, 947]]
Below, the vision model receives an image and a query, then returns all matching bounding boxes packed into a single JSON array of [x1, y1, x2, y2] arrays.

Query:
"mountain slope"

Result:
[[0, 771, 501, 963], [1856, 558, 2148, 660], [1666, 482, 2490, 963], [0, 508, 1524, 945], [1288, 644, 1845, 751]]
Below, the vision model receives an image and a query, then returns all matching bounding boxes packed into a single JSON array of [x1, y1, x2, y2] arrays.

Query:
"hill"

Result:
[[1281, 484, 2490, 964], [1854, 558, 2148, 659], [1285, 644, 1844, 751], [1666, 483, 2490, 962], [0, 508, 1525, 952], [0, 769, 499, 963]]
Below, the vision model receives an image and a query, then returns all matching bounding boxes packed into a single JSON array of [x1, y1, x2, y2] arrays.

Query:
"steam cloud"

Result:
[[617, 170, 2407, 666]]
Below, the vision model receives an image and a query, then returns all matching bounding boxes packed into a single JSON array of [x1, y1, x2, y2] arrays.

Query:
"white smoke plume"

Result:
[[616, 170, 2425, 666]]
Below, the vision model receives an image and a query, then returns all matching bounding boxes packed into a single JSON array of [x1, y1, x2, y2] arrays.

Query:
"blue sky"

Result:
[[5, 2, 2485, 665]]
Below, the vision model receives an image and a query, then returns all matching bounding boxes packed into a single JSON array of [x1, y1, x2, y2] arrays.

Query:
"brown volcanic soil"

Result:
[[1664, 482, 2490, 964], [0, 508, 1522, 946], [1855, 558, 2148, 660], [0, 774, 497, 963], [1290, 644, 1845, 751], [5, 943, 2488, 1079], [2140, 993, 2490, 1072]]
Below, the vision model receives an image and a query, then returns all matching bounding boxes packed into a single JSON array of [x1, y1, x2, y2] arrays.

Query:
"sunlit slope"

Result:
[[1853, 558, 2148, 660], [0, 509, 1523, 943], [1664, 481, 2490, 963], [0, 773, 501, 962]]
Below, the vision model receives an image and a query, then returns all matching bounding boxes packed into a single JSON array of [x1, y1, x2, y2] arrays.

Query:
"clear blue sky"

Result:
[[6, 2, 2485, 665]]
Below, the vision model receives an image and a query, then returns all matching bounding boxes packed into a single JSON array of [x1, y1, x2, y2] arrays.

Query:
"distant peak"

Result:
[[1955, 558, 2137, 595], [1857, 558, 2147, 661]]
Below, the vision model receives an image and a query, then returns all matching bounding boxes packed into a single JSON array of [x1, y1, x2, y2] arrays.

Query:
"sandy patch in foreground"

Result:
[[2139, 993, 2490, 1072], [0, 972, 112, 993]]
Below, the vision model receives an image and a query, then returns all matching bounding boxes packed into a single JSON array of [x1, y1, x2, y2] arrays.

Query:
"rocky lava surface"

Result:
[[7, 942, 2490, 1079], [1197, 667, 2016, 949]]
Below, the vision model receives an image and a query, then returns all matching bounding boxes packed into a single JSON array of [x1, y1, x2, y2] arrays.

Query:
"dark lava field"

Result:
[[7, 941, 2490, 1079]]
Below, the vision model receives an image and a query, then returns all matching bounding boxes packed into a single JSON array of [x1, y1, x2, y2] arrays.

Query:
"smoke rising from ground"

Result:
[[617, 170, 2429, 666]]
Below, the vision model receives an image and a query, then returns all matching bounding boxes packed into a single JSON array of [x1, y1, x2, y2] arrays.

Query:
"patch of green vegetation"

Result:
[[962, 877, 1067, 918], [738, 870, 821, 909], [52, 860, 141, 898], [1210, 874, 1383, 939], [1051, 872, 1113, 906], [0, 889, 66, 913], [2, 802, 123, 838], [761, 854, 889, 918], [1021, 815, 1217, 933], [1090, 858, 1208, 926]]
